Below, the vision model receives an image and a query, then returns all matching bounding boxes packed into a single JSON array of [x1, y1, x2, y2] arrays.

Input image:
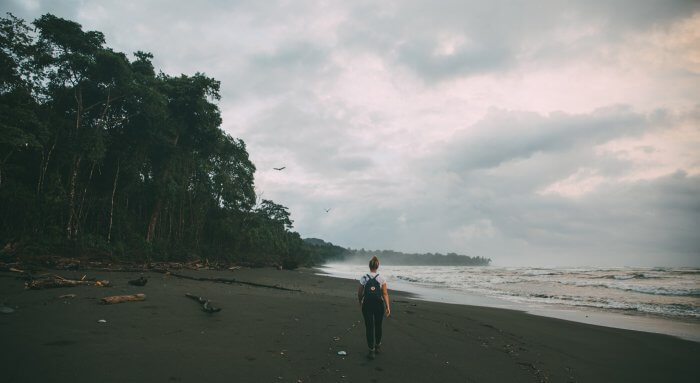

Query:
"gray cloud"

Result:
[[304, 169, 700, 267], [4, 0, 699, 266], [396, 38, 512, 80], [243, 99, 377, 176], [440, 106, 655, 172], [290, 106, 699, 266], [334, 0, 700, 80], [251, 42, 328, 73]]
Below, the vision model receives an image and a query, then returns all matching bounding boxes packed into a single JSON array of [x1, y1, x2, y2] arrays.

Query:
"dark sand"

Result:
[[0, 267, 698, 383]]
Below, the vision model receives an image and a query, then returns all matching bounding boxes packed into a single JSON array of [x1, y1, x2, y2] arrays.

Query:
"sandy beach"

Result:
[[0, 267, 698, 383]]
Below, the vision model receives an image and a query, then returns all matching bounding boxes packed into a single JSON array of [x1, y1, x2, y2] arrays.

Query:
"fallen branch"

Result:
[[185, 293, 221, 313], [26, 274, 110, 290], [153, 269, 301, 292], [0, 262, 26, 273], [101, 293, 145, 304], [94, 267, 150, 273]]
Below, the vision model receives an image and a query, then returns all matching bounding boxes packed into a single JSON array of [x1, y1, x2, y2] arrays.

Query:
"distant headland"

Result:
[[304, 238, 491, 266]]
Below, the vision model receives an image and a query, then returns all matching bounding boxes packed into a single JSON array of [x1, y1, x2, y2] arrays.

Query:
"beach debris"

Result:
[[337, 351, 347, 356], [59, 294, 77, 299], [98, 319, 107, 323], [0, 261, 17, 271], [14, 256, 82, 270], [0, 305, 15, 314], [26, 274, 110, 290], [185, 293, 221, 313], [128, 276, 148, 286], [54, 258, 81, 270], [91, 258, 243, 273], [154, 270, 301, 292], [100, 293, 146, 304], [0, 262, 25, 273]]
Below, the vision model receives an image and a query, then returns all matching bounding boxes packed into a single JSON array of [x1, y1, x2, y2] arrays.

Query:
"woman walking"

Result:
[[358, 256, 391, 360]]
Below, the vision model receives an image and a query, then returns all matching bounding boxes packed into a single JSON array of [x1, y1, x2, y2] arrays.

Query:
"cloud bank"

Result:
[[5, 0, 699, 266]]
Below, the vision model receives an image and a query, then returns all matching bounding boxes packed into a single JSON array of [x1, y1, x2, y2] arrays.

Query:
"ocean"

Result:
[[319, 263, 700, 342]]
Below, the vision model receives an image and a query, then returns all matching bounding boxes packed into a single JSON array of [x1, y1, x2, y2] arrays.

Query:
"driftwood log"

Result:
[[0, 263, 24, 273], [185, 293, 221, 313], [128, 276, 148, 286], [101, 293, 145, 304], [25, 274, 110, 290]]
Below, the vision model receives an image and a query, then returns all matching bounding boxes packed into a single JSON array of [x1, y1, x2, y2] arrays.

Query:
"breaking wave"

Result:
[[322, 264, 700, 320]]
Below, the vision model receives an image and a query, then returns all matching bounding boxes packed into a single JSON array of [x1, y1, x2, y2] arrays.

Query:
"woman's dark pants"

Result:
[[362, 299, 384, 349]]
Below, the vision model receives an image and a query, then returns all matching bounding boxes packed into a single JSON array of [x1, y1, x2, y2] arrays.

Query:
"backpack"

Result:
[[363, 274, 382, 303]]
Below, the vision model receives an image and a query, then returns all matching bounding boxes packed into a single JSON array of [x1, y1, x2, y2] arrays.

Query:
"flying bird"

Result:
[[273, 166, 286, 171], [325, 208, 332, 213]]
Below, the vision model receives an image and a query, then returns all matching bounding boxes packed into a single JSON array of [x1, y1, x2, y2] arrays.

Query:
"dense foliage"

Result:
[[303, 238, 491, 266], [0, 13, 309, 267], [303, 238, 350, 265]]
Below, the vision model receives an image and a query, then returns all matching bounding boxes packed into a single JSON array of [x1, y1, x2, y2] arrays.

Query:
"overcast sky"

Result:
[[5, 0, 699, 266]]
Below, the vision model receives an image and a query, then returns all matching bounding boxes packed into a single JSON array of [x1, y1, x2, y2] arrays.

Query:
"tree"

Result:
[[0, 13, 310, 268]]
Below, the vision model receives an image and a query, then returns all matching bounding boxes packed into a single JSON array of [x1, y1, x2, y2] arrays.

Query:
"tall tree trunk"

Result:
[[146, 132, 179, 244], [107, 160, 120, 244], [179, 184, 186, 241], [66, 155, 82, 239], [37, 137, 56, 194], [168, 203, 173, 241], [146, 198, 161, 243], [0, 149, 16, 189], [76, 160, 96, 235], [66, 87, 83, 240]]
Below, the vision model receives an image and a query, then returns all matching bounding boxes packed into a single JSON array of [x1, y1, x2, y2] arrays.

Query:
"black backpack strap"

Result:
[[369, 274, 378, 280]]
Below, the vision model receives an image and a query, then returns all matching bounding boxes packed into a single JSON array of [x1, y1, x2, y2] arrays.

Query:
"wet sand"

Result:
[[0, 267, 697, 382]]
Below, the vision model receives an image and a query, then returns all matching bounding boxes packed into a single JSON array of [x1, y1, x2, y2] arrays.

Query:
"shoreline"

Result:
[[1, 267, 698, 382], [317, 264, 700, 343]]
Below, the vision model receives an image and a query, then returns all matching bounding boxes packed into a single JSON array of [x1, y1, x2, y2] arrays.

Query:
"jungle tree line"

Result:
[[0, 13, 308, 267]]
